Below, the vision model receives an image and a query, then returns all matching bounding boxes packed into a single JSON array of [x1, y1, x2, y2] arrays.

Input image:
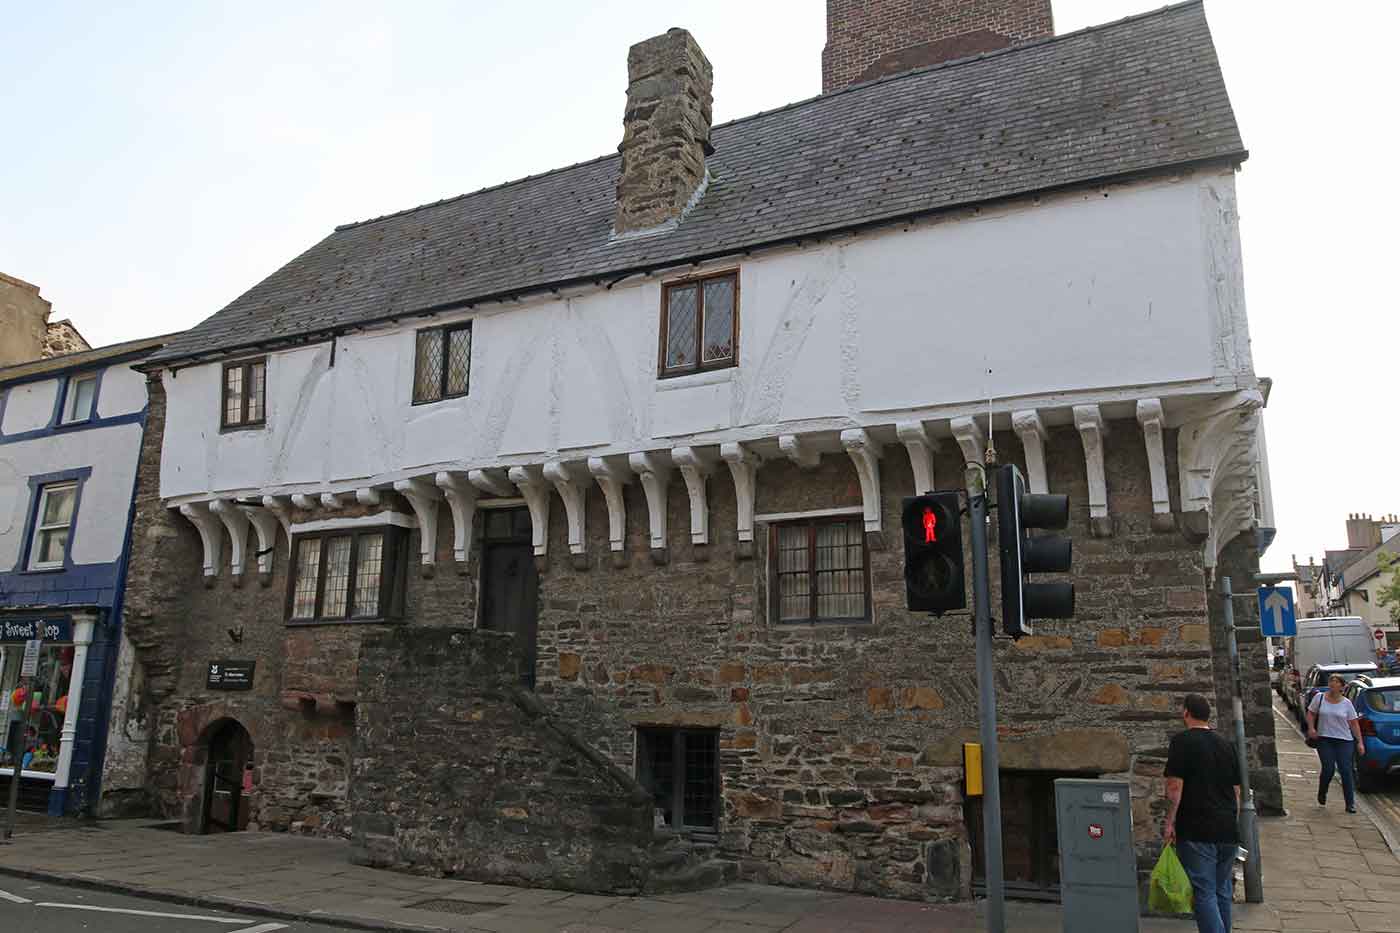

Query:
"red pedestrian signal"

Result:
[[902, 493, 965, 614], [923, 508, 937, 543]]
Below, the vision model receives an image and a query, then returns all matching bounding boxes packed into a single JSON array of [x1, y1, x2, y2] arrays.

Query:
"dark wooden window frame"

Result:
[[657, 270, 740, 379], [768, 514, 872, 625], [636, 726, 721, 832], [220, 357, 267, 430], [284, 526, 407, 625], [412, 321, 473, 405]]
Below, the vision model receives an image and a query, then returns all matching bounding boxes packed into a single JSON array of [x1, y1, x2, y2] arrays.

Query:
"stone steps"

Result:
[[644, 832, 738, 894]]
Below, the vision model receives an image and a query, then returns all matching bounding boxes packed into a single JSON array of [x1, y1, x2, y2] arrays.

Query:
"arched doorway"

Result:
[[201, 719, 253, 833]]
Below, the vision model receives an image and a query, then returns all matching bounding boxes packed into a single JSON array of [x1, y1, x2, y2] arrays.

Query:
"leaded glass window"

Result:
[[221, 358, 266, 429], [286, 528, 404, 623], [637, 728, 719, 831], [413, 322, 472, 403], [660, 271, 738, 376], [771, 517, 869, 623]]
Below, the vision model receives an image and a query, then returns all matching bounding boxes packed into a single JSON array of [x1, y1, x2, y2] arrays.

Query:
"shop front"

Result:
[[0, 612, 97, 814]]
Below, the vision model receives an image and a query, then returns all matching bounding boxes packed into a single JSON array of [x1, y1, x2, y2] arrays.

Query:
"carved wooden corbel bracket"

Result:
[[1135, 399, 1174, 532], [177, 501, 223, 586], [628, 452, 672, 565], [435, 471, 478, 570], [949, 416, 986, 467], [1010, 410, 1049, 495], [237, 504, 281, 585], [672, 446, 718, 554], [507, 465, 551, 565], [207, 499, 249, 584], [840, 428, 883, 537], [588, 455, 632, 568], [393, 478, 443, 576], [1073, 404, 1112, 538], [896, 420, 936, 495], [544, 460, 589, 570], [719, 442, 760, 559]]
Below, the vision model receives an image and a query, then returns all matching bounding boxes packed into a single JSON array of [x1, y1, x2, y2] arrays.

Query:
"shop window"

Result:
[[285, 527, 407, 623], [413, 323, 472, 404], [60, 374, 97, 424], [28, 483, 77, 571], [0, 641, 75, 776], [636, 727, 719, 832], [770, 516, 870, 623], [221, 358, 267, 429], [659, 271, 738, 377]]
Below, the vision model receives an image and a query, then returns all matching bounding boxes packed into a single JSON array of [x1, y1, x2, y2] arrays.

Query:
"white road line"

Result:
[[34, 902, 246, 923], [0, 889, 32, 904], [229, 923, 288, 933]]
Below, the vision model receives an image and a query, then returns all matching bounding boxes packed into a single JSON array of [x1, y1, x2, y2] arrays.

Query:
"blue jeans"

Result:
[[1176, 840, 1235, 933], [1316, 737, 1356, 808]]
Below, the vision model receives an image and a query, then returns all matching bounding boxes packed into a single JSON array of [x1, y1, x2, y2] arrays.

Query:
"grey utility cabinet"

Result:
[[1054, 778, 1140, 933]]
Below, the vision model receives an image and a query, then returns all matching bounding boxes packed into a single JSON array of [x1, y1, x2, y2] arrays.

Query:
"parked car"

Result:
[[1297, 662, 1378, 731], [1283, 617, 1375, 712], [1344, 675, 1400, 792]]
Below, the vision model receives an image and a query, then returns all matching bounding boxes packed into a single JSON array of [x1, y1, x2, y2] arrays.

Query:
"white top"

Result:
[[1309, 693, 1359, 741]]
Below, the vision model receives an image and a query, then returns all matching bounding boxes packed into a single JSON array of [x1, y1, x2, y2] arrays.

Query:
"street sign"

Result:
[[1257, 586, 1296, 637], [19, 639, 41, 678]]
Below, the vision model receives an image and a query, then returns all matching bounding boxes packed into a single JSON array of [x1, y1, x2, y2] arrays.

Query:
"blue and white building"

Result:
[[0, 334, 167, 815]]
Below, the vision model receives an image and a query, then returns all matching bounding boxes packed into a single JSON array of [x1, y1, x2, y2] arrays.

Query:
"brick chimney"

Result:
[[614, 28, 713, 236], [822, 0, 1054, 93]]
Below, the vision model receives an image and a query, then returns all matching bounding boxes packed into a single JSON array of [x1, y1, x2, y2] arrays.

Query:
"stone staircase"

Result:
[[645, 829, 739, 893]]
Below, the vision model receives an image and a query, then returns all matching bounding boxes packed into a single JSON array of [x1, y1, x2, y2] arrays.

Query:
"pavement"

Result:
[[0, 700, 1392, 933]]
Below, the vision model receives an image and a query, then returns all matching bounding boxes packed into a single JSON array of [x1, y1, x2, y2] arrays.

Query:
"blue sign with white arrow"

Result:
[[1258, 586, 1296, 637]]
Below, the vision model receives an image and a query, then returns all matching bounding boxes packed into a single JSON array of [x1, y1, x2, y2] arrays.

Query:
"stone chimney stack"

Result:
[[0, 272, 52, 366], [822, 0, 1054, 93], [1346, 513, 1382, 550], [614, 28, 714, 236]]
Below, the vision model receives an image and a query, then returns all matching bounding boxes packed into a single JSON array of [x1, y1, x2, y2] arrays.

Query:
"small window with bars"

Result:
[[659, 271, 738, 377], [286, 527, 406, 623], [413, 322, 472, 404], [221, 358, 267, 429], [771, 516, 870, 623], [636, 727, 719, 832]]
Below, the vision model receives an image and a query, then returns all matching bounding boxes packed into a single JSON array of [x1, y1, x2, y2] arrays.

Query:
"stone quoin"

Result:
[[116, 0, 1278, 904]]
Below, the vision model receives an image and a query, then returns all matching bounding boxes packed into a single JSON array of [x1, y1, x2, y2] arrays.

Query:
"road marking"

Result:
[[0, 889, 32, 904], [229, 923, 288, 933], [34, 902, 247, 923]]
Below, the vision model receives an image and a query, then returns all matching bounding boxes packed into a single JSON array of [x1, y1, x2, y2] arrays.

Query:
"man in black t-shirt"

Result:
[[1164, 694, 1241, 933]]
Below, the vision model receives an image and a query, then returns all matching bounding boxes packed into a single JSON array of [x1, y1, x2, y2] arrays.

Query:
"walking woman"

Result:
[[1307, 673, 1366, 813]]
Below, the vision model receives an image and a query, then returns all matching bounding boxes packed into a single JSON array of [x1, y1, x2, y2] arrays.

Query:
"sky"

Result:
[[3, 1, 1396, 575]]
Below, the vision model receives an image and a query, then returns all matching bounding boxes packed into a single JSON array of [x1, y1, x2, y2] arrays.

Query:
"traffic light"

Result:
[[996, 465, 1073, 637], [902, 493, 966, 614]]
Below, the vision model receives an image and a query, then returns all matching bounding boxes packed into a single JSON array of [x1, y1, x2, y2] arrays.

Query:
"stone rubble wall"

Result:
[[351, 627, 657, 894], [117, 387, 1278, 900]]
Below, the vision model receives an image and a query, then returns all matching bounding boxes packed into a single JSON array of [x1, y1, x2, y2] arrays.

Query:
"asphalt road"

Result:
[[0, 876, 356, 933]]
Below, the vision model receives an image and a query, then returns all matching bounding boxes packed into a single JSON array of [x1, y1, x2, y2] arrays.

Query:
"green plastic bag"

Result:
[[1148, 844, 1193, 914]]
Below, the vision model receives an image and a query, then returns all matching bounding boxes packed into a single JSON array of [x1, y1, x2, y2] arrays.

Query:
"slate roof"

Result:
[[149, 0, 1244, 366], [0, 333, 173, 384]]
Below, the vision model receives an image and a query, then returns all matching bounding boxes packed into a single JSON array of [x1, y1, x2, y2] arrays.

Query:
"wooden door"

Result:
[[480, 509, 539, 689]]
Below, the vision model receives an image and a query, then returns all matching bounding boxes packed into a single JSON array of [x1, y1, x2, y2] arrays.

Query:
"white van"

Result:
[[1283, 617, 1376, 710]]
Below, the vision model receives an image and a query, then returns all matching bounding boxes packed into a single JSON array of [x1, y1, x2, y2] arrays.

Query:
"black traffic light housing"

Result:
[[996, 465, 1074, 637], [902, 493, 965, 614]]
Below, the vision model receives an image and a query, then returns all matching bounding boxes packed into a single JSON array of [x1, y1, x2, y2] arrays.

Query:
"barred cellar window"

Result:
[[658, 271, 738, 377], [770, 515, 871, 623], [413, 322, 472, 404], [636, 727, 720, 832], [285, 527, 408, 623], [221, 358, 267, 429]]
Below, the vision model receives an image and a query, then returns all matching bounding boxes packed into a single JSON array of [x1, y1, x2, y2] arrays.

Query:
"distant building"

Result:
[[1297, 513, 1400, 641], [0, 273, 91, 367]]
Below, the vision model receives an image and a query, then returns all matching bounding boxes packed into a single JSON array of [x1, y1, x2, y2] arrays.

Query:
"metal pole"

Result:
[[1222, 575, 1263, 902], [968, 476, 1004, 933]]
